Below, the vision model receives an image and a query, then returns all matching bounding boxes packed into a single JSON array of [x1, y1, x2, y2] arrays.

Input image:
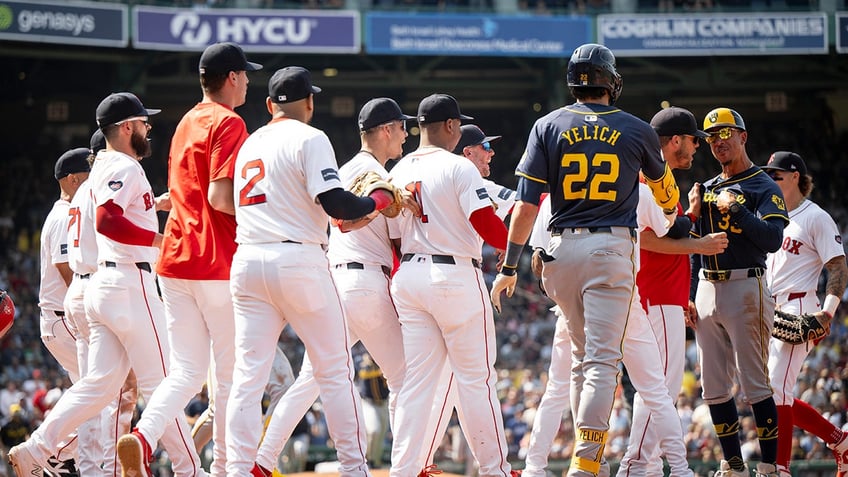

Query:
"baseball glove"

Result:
[[771, 309, 828, 345], [349, 171, 404, 218], [1, 290, 15, 338]]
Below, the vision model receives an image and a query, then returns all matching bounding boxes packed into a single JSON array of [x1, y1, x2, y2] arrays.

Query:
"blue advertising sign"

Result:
[[365, 12, 590, 57], [837, 13, 848, 54], [598, 13, 828, 56], [133, 5, 359, 53], [0, 0, 127, 47]]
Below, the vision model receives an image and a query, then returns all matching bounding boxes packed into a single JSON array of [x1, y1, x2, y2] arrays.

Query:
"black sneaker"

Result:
[[42, 456, 79, 477]]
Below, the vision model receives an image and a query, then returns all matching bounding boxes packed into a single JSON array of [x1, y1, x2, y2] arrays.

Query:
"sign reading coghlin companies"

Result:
[[0, 0, 127, 46], [598, 13, 827, 56], [365, 12, 590, 57], [133, 5, 359, 53]]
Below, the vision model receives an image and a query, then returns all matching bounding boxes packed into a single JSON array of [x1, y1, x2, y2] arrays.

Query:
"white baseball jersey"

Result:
[[326, 152, 395, 268], [67, 180, 98, 276], [528, 195, 551, 250], [389, 146, 492, 261], [89, 150, 160, 265], [234, 118, 343, 246], [39, 199, 71, 311], [636, 182, 672, 263], [766, 199, 844, 295], [483, 179, 515, 221]]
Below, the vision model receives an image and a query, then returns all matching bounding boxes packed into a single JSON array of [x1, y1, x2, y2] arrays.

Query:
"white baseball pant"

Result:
[[617, 303, 687, 476], [136, 277, 235, 477], [227, 243, 369, 477], [30, 264, 204, 476], [767, 291, 819, 405]]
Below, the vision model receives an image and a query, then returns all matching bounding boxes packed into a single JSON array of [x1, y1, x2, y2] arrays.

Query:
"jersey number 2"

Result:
[[239, 159, 267, 206], [561, 153, 619, 201]]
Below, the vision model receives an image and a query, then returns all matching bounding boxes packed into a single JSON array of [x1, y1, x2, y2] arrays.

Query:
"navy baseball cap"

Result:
[[453, 125, 502, 154], [96, 92, 161, 129], [90, 129, 106, 153], [358, 98, 414, 131], [199, 42, 262, 75], [762, 151, 807, 176], [269, 66, 321, 104], [417, 94, 473, 124], [55, 148, 92, 180], [651, 107, 709, 138]]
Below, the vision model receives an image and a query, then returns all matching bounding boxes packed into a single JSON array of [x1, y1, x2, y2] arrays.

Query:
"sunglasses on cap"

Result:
[[705, 127, 739, 144], [480, 141, 492, 152]]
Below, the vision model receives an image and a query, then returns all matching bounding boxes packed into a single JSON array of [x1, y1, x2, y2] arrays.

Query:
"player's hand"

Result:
[[531, 249, 544, 278], [697, 232, 728, 256], [399, 189, 422, 217], [685, 300, 699, 330], [155, 192, 171, 212], [490, 273, 517, 314], [715, 189, 737, 214], [687, 183, 702, 218]]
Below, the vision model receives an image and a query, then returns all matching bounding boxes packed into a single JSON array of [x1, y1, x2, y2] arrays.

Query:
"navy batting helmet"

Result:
[[566, 43, 623, 104]]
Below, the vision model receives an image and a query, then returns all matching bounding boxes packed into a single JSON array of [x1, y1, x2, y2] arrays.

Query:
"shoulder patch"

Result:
[[476, 188, 490, 200], [321, 169, 340, 182], [497, 188, 513, 200], [772, 194, 786, 211], [60, 244, 67, 255], [837, 235, 843, 245], [108, 180, 123, 191]]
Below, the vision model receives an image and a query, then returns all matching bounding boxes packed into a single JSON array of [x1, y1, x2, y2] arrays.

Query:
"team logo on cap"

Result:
[[707, 111, 719, 125], [109, 180, 123, 191]]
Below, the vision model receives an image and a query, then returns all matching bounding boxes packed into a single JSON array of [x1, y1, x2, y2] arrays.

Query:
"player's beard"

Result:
[[131, 130, 152, 159]]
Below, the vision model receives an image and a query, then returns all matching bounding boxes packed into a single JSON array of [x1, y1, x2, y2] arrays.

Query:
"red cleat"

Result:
[[116, 429, 152, 477]]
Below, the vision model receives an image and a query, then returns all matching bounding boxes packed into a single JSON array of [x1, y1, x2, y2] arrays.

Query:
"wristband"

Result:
[[503, 241, 524, 270], [823, 294, 840, 317], [501, 266, 517, 276]]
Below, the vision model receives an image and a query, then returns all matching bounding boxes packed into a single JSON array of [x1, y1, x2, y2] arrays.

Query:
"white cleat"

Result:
[[8, 442, 44, 477]]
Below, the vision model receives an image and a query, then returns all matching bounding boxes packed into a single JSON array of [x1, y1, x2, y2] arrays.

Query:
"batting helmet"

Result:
[[703, 107, 746, 131], [0, 290, 15, 338], [566, 43, 623, 104]]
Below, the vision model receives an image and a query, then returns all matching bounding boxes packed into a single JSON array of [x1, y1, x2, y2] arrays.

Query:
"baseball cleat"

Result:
[[753, 462, 789, 477], [116, 429, 152, 477], [8, 442, 44, 477], [714, 460, 749, 477], [417, 464, 443, 477], [829, 430, 848, 476], [42, 456, 79, 476]]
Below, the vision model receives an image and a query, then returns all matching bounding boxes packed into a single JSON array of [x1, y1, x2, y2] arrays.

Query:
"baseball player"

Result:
[[64, 131, 141, 477], [117, 42, 262, 477], [490, 43, 680, 477], [523, 188, 704, 477], [227, 67, 405, 477], [689, 107, 789, 477], [251, 97, 415, 476], [417, 123, 516, 471], [762, 151, 848, 475], [618, 106, 730, 476], [9, 92, 204, 477], [388, 93, 516, 477], [33, 147, 91, 476]]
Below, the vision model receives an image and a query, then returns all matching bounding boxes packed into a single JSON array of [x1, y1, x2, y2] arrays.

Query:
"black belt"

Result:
[[104, 261, 152, 273], [551, 226, 636, 238], [334, 262, 392, 277], [74, 273, 91, 279], [53, 310, 65, 317], [702, 267, 764, 282], [282, 240, 301, 244], [400, 253, 480, 269]]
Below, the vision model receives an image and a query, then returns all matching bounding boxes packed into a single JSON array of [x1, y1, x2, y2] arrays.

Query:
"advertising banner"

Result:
[[0, 0, 127, 47], [133, 5, 359, 53], [837, 13, 847, 54], [598, 13, 828, 56], [365, 12, 590, 57]]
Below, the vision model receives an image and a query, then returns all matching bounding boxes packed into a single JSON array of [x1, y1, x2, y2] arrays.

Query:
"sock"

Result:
[[752, 396, 779, 464], [776, 405, 793, 468], [793, 398, 842, 443], [709, 398, 744, 471]]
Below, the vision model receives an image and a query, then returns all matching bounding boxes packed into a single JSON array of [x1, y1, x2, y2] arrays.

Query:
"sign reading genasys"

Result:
[[0, 0, 127, 46]]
